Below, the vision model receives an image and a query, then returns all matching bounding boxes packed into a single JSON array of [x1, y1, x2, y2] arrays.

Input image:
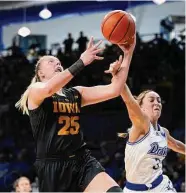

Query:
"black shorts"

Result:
[[34, 149, 105, 192]]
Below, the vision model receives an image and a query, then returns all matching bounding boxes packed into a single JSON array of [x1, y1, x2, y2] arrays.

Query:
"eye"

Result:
[[157, 98, 162, 103], [149, 98, 154, 102]]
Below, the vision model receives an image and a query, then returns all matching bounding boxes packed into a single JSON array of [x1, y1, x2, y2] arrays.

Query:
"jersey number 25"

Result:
[[57, 116, 80, 135]]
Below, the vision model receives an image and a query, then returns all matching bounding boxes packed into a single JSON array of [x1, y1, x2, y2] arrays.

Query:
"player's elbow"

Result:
[[30, 82, 54, 99]]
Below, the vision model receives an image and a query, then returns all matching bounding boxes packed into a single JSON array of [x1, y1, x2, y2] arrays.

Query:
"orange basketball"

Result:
[[101, 10, 136, 44]]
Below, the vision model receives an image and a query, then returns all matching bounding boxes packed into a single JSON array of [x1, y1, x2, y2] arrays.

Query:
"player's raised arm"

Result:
[[120, 84, 150, 134], [29, 37, 103, 101], [75, 38, 136, 107], [15, 37, 104, 114], [104, 37, 149, 136]]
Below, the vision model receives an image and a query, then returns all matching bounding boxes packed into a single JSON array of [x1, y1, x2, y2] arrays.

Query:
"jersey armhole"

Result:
[[72, 87, 82, 102], [27, 97, 45, 114], [159, 126, 167, 139], [127, 126, 151, 145]]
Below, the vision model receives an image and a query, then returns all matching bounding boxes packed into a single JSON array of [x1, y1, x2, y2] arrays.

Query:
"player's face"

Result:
[[38, 56, 63, 81], [140, 91, 162, 121], [17, 178, 31, 193]]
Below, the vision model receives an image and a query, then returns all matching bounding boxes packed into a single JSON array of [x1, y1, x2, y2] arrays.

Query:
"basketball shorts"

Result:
[[34, 148, 105, 192], [123, 175, 176, 193]]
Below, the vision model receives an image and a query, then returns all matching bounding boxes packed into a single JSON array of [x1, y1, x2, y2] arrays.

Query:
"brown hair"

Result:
[[15, 56, 49, 115], [118, 90, 153, 138], [135, 90, 153, 106]]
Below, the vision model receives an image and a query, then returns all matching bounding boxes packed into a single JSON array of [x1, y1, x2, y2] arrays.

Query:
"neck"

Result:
[[151, 120, 158, 130]]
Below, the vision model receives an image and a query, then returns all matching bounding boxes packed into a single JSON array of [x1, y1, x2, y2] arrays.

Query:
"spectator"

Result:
[[76, 31, 88, 53], [13, 177, 31, 193], [63, 33, 74, 55]]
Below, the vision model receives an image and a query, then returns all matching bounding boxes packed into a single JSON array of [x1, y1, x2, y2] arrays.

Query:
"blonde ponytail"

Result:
[[15, 76, 37, 115], [15, 56, 55, 115], [117, 132, 128, 138]]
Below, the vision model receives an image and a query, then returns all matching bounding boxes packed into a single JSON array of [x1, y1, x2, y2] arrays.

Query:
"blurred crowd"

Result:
[[0, 31, 185, 192]]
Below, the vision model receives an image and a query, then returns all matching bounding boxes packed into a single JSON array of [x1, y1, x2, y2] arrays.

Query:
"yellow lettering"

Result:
[[53, 102, 80, 113], [53, 102, 58, 113], [65, 103, 71, 113], [69, 103, 75, 113], [75, 103, 80, 113], [58, 102, 66, 113]]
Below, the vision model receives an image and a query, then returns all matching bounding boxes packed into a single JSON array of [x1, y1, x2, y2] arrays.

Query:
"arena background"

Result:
[[0, 0, 185, 192]]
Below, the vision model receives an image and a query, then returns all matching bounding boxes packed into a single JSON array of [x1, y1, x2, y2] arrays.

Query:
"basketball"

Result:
[[101, 10, 136, 45]]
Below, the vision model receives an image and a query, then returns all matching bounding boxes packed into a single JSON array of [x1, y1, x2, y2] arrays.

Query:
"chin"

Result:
[[154, 114, 161, 121]]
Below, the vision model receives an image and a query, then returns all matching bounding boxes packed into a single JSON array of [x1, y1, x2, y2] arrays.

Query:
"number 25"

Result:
[[57, 116, 80, 135]]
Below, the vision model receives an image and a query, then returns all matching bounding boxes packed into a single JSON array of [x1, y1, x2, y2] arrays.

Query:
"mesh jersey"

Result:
[[28, 88, 84, 158], [125, 124, 168, 184]]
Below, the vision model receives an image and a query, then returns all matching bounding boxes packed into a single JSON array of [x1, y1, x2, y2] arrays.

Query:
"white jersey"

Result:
[[125, 123, 168, 185]]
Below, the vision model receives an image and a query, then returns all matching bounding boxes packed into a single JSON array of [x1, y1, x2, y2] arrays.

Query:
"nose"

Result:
[[154, 100, 159, 105], [154, 101, 161, 108]]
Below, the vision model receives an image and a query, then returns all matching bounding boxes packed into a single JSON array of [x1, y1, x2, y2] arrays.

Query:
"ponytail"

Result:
[[117, 132, 128, 138], [15, 56, 55, 115], [117, 127, 132, 139], [15, 76, 37, 115]]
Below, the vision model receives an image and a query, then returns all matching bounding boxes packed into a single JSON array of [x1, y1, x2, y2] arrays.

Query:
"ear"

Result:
[[38, 69, 45, 80], [140, 105, 145, 112]]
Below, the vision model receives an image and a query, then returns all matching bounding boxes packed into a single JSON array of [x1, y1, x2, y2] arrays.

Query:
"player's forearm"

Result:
[[173, 140, 186, 155], [46, 59, 84, 95], [121, 51, 133, 68], [111, 52, 133, 94], [121, 84, 135, 104], [111, 67, 130, 95]]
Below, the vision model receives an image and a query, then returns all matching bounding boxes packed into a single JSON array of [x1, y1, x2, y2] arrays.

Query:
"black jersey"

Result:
[[28, 88, 84, 158]]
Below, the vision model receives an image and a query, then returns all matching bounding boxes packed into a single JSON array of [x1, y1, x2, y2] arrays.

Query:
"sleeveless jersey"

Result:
[[125, 124, 168, 184], [28, 88, 84, 158]]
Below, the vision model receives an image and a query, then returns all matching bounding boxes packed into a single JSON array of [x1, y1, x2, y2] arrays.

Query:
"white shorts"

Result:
[[123, 175, 176, 193]]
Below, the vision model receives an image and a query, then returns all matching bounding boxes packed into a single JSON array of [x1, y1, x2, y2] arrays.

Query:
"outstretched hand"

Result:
[[118, 35, 136, 54], [104, 55, 123, 76], [80, 37, 104, 66]]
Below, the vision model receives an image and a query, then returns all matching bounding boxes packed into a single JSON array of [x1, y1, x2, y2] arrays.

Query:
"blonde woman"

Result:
[[14, 177, 31, 193], [15, 36, 136, 192]]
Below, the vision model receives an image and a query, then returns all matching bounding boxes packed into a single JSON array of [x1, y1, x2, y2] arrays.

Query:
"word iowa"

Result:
[[53, 102, 80, 113]]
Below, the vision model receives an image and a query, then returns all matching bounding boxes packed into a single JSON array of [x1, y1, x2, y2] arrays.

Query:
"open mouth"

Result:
[[55, 67, 62, 72], [154, 108, 160, 111]]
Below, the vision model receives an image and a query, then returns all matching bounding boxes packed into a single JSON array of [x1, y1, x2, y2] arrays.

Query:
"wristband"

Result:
[[68, 59, 85, 76]]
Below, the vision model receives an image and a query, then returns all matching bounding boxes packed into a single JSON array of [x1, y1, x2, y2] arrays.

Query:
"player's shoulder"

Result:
[[160, 126, 169, 135], [72, 86, 83, 97], [73, 86, 83, 94], [63, 87, 82, 99]]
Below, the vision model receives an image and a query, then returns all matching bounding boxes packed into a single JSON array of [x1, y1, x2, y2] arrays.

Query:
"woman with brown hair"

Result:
[[106, 59, 185, 192]]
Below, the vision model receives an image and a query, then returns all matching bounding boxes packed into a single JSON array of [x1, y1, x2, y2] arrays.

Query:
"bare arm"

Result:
[[28, 38, 103, 108], [164, 128, 185, 155], [75, 52, 134, 107], [121, 84, 150, 134], [28, 68, 74, 108]]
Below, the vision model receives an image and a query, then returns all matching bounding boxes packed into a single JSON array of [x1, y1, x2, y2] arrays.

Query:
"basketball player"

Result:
[[15, 36, 136, 192], [106, 62, 185, 192], [120, 85, 185, 192]]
